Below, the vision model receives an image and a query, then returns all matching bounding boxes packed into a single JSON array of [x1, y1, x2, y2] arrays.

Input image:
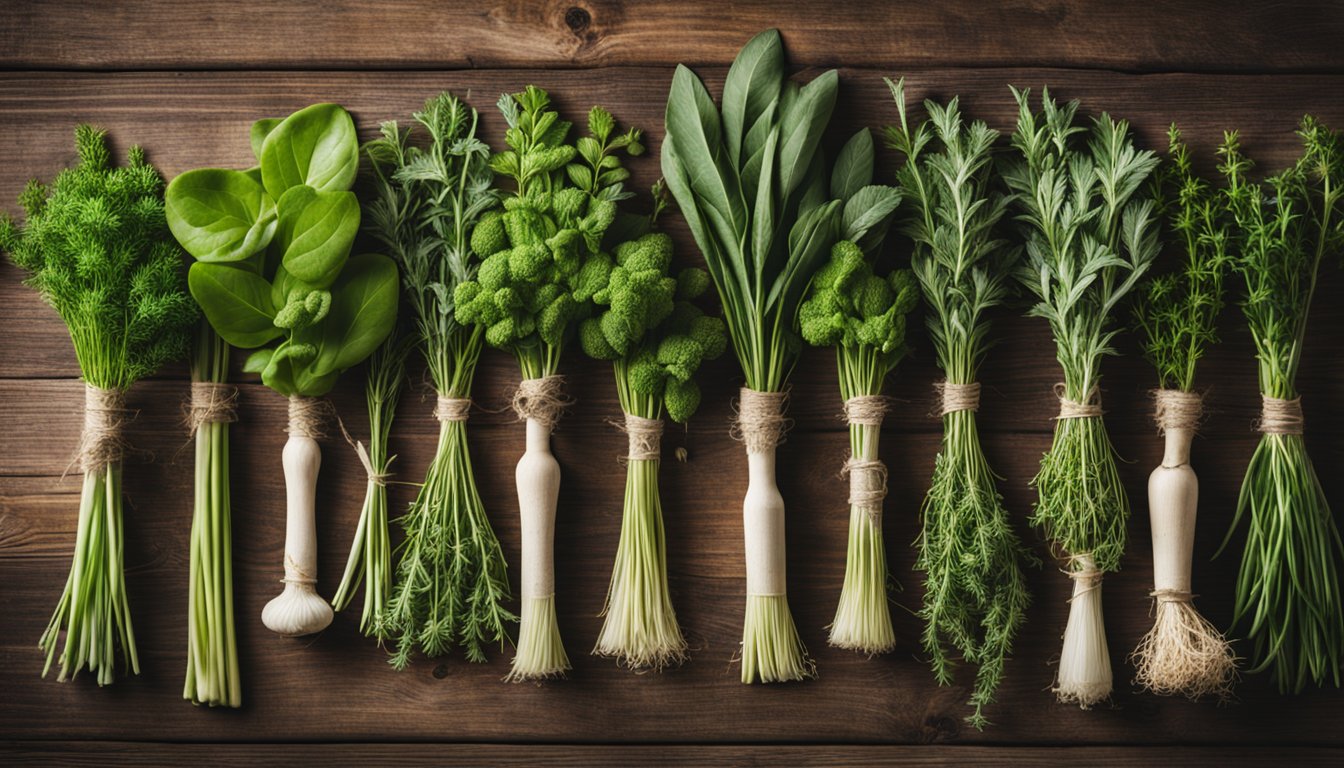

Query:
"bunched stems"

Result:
[[184, 324, 241, 707]]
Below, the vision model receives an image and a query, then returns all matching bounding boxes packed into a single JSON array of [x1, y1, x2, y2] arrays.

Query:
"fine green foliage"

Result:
[[582, 199, 728, 669], [454, 88, 644, 378], [1134, 125, 1232, 393], [885, 79, 1034, 729], [1004, 87, 1160, 574], [1, 126, 197, 685], [661, 28, 850, 392], [361, 91, 515, 666], [1219, 119, 1344, 691], [166, 103, 399, 397]]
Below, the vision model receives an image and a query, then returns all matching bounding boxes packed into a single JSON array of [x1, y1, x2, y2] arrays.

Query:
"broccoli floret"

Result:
[[471, 210, 507, 256], [689, 314, 727, 360], [538, 293, 576, 347], [675, 267, 710, 300], [508, 243, 551, 282], [799, 290, 846, 346], [616, 232, 673, 274], [579, 317, 618, 360], [627, 349, 665, 397], [663, 377, 702, 423], [854, 274, 894, 319], [571, 251, 613, 302], [477, 252, 511, 291]]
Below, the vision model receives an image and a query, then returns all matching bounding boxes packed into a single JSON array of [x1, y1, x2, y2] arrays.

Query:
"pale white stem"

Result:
[[745, 447, 787, 597], [1152, 426, 1197, 593], [507, 416, 569, 681], [261, 399, 333, 637], [1056, 553, 1111, 707]]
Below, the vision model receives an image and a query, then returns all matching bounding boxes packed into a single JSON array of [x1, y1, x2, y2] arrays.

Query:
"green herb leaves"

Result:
[[662, 28, 842, 391], [167, 103, 397, 397]]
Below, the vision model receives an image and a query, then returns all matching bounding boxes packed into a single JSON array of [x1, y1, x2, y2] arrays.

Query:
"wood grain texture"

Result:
[[3, 743, 1343, 767], [3, 5, 1344, 763], [1, 1, 1343, 73]]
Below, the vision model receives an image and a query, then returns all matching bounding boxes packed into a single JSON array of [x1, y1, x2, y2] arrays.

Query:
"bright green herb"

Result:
[[331, 332, 410, 639], [1219, 119, 1344, 691], [360, 91, 515, 666], [884, 80, 1035, 728], [1, 126, 197, 685], [663, 27, 855, 683], [1004, 87, 1160, 706], [580, 189, 728, 669], [455, 87, 645, 680], [166, 103, 399, 639], [797, 124, 913, 659]]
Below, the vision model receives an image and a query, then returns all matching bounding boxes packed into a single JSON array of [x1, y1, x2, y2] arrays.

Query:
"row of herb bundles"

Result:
[[166, 104, 399, 652]]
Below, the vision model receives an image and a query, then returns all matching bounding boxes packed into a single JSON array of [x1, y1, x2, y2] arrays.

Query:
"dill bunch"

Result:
[[885, 79, 1035, 728], [1, 126, 197, 685], [1220, 118, 1344, 691]]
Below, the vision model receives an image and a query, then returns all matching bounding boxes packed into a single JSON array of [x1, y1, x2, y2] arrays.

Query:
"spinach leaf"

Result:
[[307, 252, 399, 377], [259, 103, 359, 199], [273, 185, 358, 286], [188, 262, 282, 348], [165, 168, 277, 262]]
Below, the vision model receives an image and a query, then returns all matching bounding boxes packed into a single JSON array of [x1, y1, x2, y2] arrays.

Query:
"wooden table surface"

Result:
[[3, 2, 1344, 765]]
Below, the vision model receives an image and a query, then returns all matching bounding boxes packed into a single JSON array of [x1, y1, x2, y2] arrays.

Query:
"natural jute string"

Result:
[[512, 375, 571, 431], [935, 381, 981, 415], [1065, 554, 1104, 601], [187, 381, 239, 430], [79, 384, 132, 472], [282, 553, 317, 586], [732, 388, 789, 453], [1153, 389, 1202, 433], [1055, 384, 1103, 419], [843, 395, 888, 427], [1258, 394, 1303, 435], [434, 395, 472, 423], [287, 395, 327, 439], [1150, 587, 1194, 605], [618, 413, 663, 462], [843, 458, 888, 522]]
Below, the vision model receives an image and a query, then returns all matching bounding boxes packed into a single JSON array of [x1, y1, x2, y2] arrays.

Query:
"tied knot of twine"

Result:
[[1150, 588, 1194, 604], [1055, 384, 1103, 420], [732, 388, 790, 453], [187, 381, 239, 431], [282, 553, 316, 587], [1065, 553, 1104, 600], [1258, 394, 1303, 435], [617, 412, 663, 462], [434, 395, 472, 423], [842, 458, 888, 522], [935, 381, 981, 416], [1153, 389, 1203, 432], [287, 395, 328, 439], [79, 384, 132, 472], [843, 395, 888, 427], [512, 375, 572, 430]]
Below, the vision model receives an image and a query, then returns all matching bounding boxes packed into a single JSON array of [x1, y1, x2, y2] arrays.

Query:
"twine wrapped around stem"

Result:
[[1055, 384, 1103, 419], [935, 381, 981, 415], [618, 413, 663, 462], [287, 395, 327, 439], [1258, 394, 1303, 435], [512, 375, 571, 431], [732, 388, 789, 453], [78, 384, 132, 472], [187, 382, 239, 431], [1065, 554, 1104, 600], [1153, 389, 1202, 433], [434, 395, 472, 423]]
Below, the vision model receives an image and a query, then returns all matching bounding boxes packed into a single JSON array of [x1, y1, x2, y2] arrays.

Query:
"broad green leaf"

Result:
[[242, 348, 273, 373], [769, 199, 841, 310], [842, 185, 902, 245], [739, 99, 779, 205], [831, 129, 874, 201], [751, 124, 780, 289], [188, 262, 282, 348], [721, 28, 784, 169], [166, 168, 277, 262], [665, 65, 744, 244], [274, 185, 358, 285], [250, 118, 282, 161], [259, 103, 359, 199], [777, 69, 838, 199], [308, 253, 399, 377]]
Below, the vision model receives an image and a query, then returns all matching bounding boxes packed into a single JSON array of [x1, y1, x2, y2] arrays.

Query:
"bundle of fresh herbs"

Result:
[[1219, 118, 1344, 692], [662, 28, 850, 684], [579, 195, 727, 669], [1004, 87, 1159, 707], [359, 92, 515, 667], [166, 103, 399, 639], [1130, 125, 1237, 699], [885, 79, 1035, 727], [2, 126, 197, 685], [454, 87, 645, 680]]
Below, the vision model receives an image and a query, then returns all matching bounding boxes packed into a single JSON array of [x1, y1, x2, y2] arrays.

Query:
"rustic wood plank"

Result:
[[3, 742, 1341, 767], [1, 1, 1342, 73]]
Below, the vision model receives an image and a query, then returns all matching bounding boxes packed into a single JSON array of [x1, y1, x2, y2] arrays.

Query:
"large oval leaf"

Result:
[[306, 253, 399, 380], [274, 186, 358, 285], [259, 103, 359, 199], [188, 262, 282, 348], [165, 169, 277, 262]]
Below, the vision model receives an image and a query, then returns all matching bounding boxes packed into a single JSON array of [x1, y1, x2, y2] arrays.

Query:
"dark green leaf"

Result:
[[309, 253, 399, 377], [831, 129, 874, 201], [721, 28, 784, 170]]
